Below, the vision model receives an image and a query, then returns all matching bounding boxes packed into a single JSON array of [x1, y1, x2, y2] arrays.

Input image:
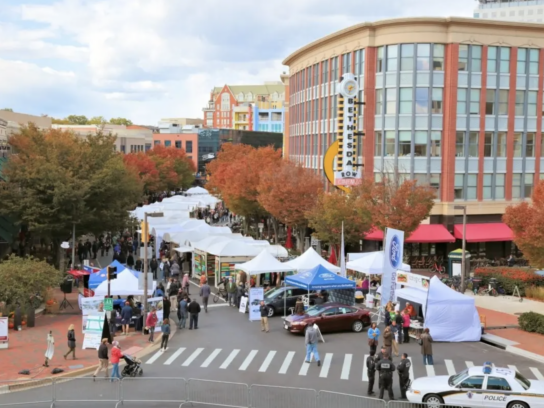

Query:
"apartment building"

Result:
[[474, 0, 544, 23]]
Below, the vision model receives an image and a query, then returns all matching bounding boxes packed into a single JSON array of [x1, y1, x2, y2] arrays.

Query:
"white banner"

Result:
[[81, 296, 105, 333], [0, 317, 8, 349], [248, 288, 264, 321], [381, 228, 405, 305], [396, 272, 429, 291], [82, 313, 106, 350], [239, 296, 248, 313]]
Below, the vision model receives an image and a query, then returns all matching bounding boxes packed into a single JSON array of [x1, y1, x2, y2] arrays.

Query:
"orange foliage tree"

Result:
[[123, 152, 160, 193], [503, 180, 544, 268]]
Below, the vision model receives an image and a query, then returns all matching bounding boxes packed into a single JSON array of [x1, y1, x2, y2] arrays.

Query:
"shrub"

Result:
[[473, 267, 544, 296], [525, 286, 544, 301], [518, 312, 544, 335]]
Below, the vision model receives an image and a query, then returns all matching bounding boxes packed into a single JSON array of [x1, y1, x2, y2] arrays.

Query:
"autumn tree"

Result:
[[503, 180, 544, 267], [123, 152, 161, 194], [146, 145, 196, 191]]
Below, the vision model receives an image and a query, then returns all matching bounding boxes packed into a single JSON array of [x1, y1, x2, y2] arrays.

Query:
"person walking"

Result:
[[366, 350, 377, 396], [93, 338, 109, 380], [178, 296, 188, 329], [182, 273, 190, 295], [92, 241, 98, 260], [146, 307, 158, 343], [188, 298, 201, 329], [43, 331, 54, 367], [168, 278, 179, 313], [383, 325, 393, 359], [160, 318, 171, 351], [226, 278, 237, 307], [304, 324, 321, 366], [397, 353, 411, 400], [401, 311, 411, 343], [377, 352, 395, 401], [419, 328, 434, 365], [150, 256, 158, 279], [259, 301, 270, 333], [63, 324, 76, 360], [171, 261, 180, 279], [367, 322, 380, 355], [199, 282, 211, 313], [120, 301, 133, 335], [110, 341, 123, 381], [391, 320, 400, 357]]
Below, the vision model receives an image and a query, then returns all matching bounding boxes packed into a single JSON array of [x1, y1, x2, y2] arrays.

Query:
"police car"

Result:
[[407, 362, 544, 408]]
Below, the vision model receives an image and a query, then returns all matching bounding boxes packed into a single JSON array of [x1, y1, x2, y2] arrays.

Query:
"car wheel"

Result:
[[352, 320, 364, 333], [267, 306, 275, 317], [423, 394, 444, 408], [508, 401, 529, 408]]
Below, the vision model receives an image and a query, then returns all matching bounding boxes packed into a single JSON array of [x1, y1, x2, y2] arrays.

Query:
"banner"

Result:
[[147, 297, 164, 333], [81, 296, 105, 333], [82, 312, 109, 350], [239, 296, 248, 313], [0, 317, 8, 349], [381, 228, 405, 305], [248, 287, 264, 321], [396, 272, 429, 290]]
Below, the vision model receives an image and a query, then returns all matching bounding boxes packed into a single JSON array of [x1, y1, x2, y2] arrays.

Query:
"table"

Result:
[[409, 321, 424, 339]]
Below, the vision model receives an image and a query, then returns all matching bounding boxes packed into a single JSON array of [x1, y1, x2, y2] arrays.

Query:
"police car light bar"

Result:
[[483, 362, 493, 374]]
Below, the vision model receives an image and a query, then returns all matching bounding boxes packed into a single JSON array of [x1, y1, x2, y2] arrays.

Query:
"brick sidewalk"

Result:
[[477, 306, 520, 327]]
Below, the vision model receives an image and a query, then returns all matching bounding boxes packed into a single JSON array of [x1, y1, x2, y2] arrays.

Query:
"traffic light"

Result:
[[107, 266, 117, 281]]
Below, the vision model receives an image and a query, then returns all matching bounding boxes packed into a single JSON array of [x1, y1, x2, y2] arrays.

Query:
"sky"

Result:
[[0, 0, 474, 125]]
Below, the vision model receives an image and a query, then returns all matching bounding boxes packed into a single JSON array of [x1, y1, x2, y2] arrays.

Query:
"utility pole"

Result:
[[71, 223, 76, 269]]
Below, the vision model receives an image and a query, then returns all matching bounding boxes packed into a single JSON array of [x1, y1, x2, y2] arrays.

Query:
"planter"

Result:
[[45, 303, 60, 314]]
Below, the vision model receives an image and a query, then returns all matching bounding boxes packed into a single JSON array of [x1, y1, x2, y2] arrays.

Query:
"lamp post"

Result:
[[143, 212, 163, 333], [454, 205, 467, 291]]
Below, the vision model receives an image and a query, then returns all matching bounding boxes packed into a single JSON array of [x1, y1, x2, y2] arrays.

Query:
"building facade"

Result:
[[474, 0, 544, 23], [152, 132, 198, 170], [283, 17, 544, 257]]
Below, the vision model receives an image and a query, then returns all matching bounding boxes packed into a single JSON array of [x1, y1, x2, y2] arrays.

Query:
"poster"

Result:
[[206, 255, 215, 278], [81, 296, 105, 333], [220, 262, 244, 280], [239, 296, 248, 313], [248, 287, 264, 321], [82, 312, 106, 350], [0, 317, 8, 349], [194, 253, 206, 277], [396, 272, 430, 290], [147, 297, 164, 333], [381, 228, 405, 305]]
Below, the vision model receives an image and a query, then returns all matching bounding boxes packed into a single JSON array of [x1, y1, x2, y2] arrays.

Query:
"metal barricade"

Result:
[[250, 384, 317, 408], [52, 377, 120, 406], [387, 400, 452, 408], [318, 390, 387, 408], [186, 378, 249, 408], [117, 377, 187, 408], [0, 379, 54, 407]]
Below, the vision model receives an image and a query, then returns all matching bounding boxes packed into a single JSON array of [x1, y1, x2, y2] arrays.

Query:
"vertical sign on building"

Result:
[[381, 228, 405, 305]]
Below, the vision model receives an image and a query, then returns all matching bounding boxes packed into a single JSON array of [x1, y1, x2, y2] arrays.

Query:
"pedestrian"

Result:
[[236, 283, 245, 308], [160, 318, 171, 351], [171, 261, 180, 279], [109, 308, 117, 337], [135, 259, 142, 272], [168, 279, 179, 312], [294, 297, 305, 315], [146, 307, 158, 343], [377, 352, 395, 401], [43, 331, 54, 367], [63, 324, 76, 360], [226, 277, 237, 307], [259, 300, 270, 333], [120, 301, 133, 335], [376, 345, 387, 363], [397, 353, 411, 400], [419, 328, 434, 365], [110, 341, 123, 381], [93, 338, 109, 380], [368, 322, 380, 355], [366, 350, 377, 396], [126, 252, 135, 268], [199, 274, 207, 286], [199, 281, 210, 313], [188, 298, 201, 329], [304, 323, 321, 366], [92, 240, 98, 260], [391, 320, 400, 357], [401, 311, 411, 343], [178, 296, 188, 329], [163, 295, 171, 320], [383, 325, 393, 359], [163, 258, 171, 281], [150, 256, 158, 279], [182, 273, 190, 295]]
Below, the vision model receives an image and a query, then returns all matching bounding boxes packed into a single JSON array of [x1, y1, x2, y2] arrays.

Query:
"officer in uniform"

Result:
[[376, 352, 395, 400], [366, 350, 377, 395], [397, 353, 411, 400]]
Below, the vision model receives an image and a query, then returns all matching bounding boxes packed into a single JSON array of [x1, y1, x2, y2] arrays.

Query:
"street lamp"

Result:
[[143, 212, 164, 333], [454, 205, 467, 291]]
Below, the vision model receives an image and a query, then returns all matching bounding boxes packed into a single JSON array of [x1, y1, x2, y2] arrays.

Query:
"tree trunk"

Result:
[[271, 218, 279, 244], [296, 226, 306, 252]]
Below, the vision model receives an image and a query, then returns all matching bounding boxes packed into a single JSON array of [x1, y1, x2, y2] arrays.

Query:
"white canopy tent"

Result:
[[186, 187, 209, 195], [265, 245, 289, 258], [206, 240, 261, 257], [236, 250, 293, 275], [282, 247, 341, 273], [346, 251, 411, 275], [94, 270, 156, 296], [174, 246, 193, 253]]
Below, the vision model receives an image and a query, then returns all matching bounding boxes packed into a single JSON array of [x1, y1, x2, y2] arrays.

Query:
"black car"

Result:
[[263, 287, 318, 317]]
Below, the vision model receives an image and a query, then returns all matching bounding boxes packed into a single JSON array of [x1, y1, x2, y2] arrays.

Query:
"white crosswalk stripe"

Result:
[[445, 359, 456, 375], [466, 361, 474, 368], [341, 354, 352, 380], [279, 352, 295, 374], [362, 355, 369, 382], [530, 367, 544, 381], [220, 349, 240, 369], [319, 353, 333, 378], [299, 359, 310, 376], [145, 350, 163, 365], [182, 348, 204, 367], [425, 364, 436, 377], [259, 351, 277, 373], [201, 349, 222, 368], [239, 350, 258, 371], [508, 365, 518, 373], [164, 348, 185, 365]]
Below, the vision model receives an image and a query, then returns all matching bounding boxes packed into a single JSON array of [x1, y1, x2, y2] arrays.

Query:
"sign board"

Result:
[[396, 272, 430, 291], [103, 298, 113, 311], [81, 296, 105, 333], [452, 263, 462, 277], [138, 273, 154, 291], [82, 312, 110, 350], [381, 228, 405, 305], [239, 296, 248, 313], [0, 317, 8, 349], [248, 288, 264, 321]]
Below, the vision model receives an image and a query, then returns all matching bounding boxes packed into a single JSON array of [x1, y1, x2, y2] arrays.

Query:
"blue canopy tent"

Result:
[[89, 260, 139, 290]]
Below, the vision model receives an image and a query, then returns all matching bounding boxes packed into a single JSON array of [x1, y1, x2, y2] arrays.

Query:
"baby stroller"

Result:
[[122, 355, 143, 377]]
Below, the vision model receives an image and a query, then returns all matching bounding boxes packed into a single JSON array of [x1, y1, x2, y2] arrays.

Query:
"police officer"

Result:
[[397, 353, 411, 400], [375, 346, 387, 390], [376, 352, 395, 400], [366, 350, 377, 396]]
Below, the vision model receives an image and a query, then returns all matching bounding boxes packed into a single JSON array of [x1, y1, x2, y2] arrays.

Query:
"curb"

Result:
[[481, 334, 544, 364]]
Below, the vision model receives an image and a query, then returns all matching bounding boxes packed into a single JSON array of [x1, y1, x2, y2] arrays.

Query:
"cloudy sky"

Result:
[[0, 0, 474, 125]]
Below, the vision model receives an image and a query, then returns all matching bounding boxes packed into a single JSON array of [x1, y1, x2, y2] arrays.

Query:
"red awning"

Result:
[[453, 223, 513, 243], [364, 225, 455, 243], [67, 269, 90, 278]]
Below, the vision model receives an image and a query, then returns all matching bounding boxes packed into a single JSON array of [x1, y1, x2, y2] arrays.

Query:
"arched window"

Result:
[[221, 93, 230, 111], [246, 92, 253, 101], [237, 93, 244, 101]]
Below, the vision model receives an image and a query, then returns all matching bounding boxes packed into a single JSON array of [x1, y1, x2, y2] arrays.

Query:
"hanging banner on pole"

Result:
[[381, 228, 405, 305], [248, 288, 264, 321]]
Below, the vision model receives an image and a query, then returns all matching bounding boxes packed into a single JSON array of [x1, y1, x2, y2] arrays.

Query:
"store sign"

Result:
[[396, 272, 429, 291], [381, 228, 405, 304]]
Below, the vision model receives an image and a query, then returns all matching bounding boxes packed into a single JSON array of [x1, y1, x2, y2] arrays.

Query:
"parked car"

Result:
[[263, 287, 317, 317], [283, 303, 371, 334]]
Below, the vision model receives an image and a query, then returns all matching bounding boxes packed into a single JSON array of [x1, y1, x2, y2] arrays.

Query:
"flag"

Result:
[[340, 221, 346, 277]]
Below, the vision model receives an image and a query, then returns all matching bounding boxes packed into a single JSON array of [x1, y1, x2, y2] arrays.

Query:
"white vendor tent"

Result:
[[265, 245, 289, 258], [94, 270, 156, 296], [346, 251, 411, 275], [207, 240, 261, 257], [282, 247, 341, 273], [236, 250, 293, 275], [186, 186, 209, 195]]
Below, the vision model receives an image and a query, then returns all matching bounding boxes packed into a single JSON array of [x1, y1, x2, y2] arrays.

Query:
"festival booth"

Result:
[[89, 260, 136, 290], [235, 249, 294, 288], [282, 247, 341, 273], [186, 186, 209, 195], [207, 240, 261, 284], [93, 269, 156, 297]]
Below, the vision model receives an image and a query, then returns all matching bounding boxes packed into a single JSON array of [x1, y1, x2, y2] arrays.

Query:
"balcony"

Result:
[[202, 102, 215, 111]]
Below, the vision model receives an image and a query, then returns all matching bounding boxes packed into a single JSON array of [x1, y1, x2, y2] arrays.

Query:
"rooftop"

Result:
[[212, 82, 285, 96]]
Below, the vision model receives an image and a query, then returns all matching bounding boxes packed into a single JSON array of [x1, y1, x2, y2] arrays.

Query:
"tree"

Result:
[[147, 145, 195, 190], [110, 117, 133, 126], [0, 125, 143, 264], [1, 108, 13, 112], [258, 161, 323, 251], [51, 117, 72, 124], [123, 152, 161, 194], [66, 115, 89, 125], [88, 116, 107, 125], [503, 180, 544, 268]]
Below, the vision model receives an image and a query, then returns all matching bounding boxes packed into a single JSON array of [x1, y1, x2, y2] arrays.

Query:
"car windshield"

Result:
[[448, 369, 469, 386], [264, 287, 284, 298], [305, 304, 328, 317], [515, 372, 531, 390]]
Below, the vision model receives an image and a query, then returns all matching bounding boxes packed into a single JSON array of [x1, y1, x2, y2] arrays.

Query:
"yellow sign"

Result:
[[323, 141, 350, 193]]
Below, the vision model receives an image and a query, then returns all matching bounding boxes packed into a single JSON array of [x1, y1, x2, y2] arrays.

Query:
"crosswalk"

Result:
[[144, 347, 544, 382]]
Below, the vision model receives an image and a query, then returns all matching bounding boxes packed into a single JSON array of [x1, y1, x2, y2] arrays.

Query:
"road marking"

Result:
[[508, 365, 518, 373], [145, 350, 163, 365], [220, 349, 240, 369], [182, 348, 204, 367], [408, 357, 415, 381], [164, 348, 185, 365], [279, 352, 295, 374], [425, 364, 436, 377], [239, 350, 258, 371], [299, 359, 310, 376], [445, 359, 456, 375], [201, 349, 222, 368], [362, 355, 369, 382], [466, 361, 474, 368], [530, 367, 544, 381], [341, 354, 352, 380], [319, 353, 333, 378], [259, 351, 277, 373]]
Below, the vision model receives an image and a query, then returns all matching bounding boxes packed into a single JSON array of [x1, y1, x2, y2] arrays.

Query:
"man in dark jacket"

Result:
[[259, 301, 270, 333], [397, 353, 411, 400], [199, 283, 211, 313], [377, 353, 395, 401], [150, 257, 158, 279], [93, 338, 109, 379], [163, 296, 171, 320], [120, 302, 133, 335], [126, 252, 135, 268], [367, 350, 377, 395], [188, 299, 201, 329]]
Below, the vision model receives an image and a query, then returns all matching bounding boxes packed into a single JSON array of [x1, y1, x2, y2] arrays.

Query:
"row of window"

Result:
[[377, 44, 445, 73], [454, 173, 534, 200], [457, 88, 539, 116], [258, 123, 283, 133], [153, 140, 193, 153], [376, 87, 443, 115], [375, 131, 441, 157]]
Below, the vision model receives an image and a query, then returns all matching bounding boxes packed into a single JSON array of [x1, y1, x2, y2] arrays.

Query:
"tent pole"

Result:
[[283, 280, 286, 319]]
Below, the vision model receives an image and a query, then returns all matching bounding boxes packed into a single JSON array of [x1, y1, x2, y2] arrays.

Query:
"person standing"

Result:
[[126, 252, 135, 268], [63, 324, 76, 360], [160, 318, 171, 351], [397, 353, 411, 400], [294, 297, 305, 315], [366, 350, 377, 396], [377, 352, 395, 401], [150, 256, 158, 279], [182, 273, 190, 295], [304, 324, 321, 366], [120, 301, 133, 335], [163, 295, 171, 320], [419, 328, 434, 365], [259, 301, 270, 333], [92, 240, 98, 260], [178, 296, 188, 329], [199, 282, 211, 313], [226, 278, 237, 307], [401, 311, 411, 343], [367, 323, 380, 355], [146, 307, 158, 343], [188, 298, 201, 329], [168, 279, 179, 313], [43, 331, 54, 367], [391, 320, 400, 357], [171, 261, 180, 279], [93, 338, 109, 380], [110, 341, 123, 381], [382, 325, 393, 359]]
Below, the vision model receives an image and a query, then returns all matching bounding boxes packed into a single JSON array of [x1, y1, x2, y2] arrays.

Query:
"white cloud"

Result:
[[0, 0, 475, 123]]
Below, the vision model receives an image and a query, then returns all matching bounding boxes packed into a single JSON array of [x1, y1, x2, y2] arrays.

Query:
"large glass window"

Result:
[[472, 45, 482, 72], [488, 46, 497, 73], [416, 88, 429, 114], [458, 89, 467, 114], [469, 132, 479, 157], [459, 44, 469, 71], [526, 133, 535, 157], [497, 132, 507, 157], [400, 88, 413, 114], [500, 47, 510, 73], [354, 50, 362, 75], [386, 88, 397, 114], [454, 174, 464, 199], [514, 133, 522, 157], [399, 131, 412, 156], [467, 174, 477, 200], [322, 59, 329, 83], [433, 44, 445, 71], [470, 89, 480, 115], [376, 89, 383, 114], [321, 94, 328, 120], [417, 44, 430, 71], [375, 131, 383, 156], [430, 173, 440, 198], [499, 90, 509, 115], [529, 49, 539, 75], [332, 56, 339, 81], [496, 174, 505, 199], [485, 89, 496, 115], [513, 174, 522, 199], [387, 45, 398, 72], [484, 132, 494, 157], [525, 174, 534, 198], [528, 91, 537, 116], [385, 131, 395, 156], [377, 47, 384, 73], [431, 131, 441, 157], [456, 132, 465, 156], [483, 174, 492, 199], [515, 91, 526, 116], [517, 48, 527, 74], [415, 131, 427, 156], [401, 44, 414, 71], [431, 88, 443, 114], [342, 53, 351, 74], [175, 140, 181, 149]]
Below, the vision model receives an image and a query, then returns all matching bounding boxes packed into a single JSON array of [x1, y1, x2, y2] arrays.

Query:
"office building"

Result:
[[474, 0, 544, 23]]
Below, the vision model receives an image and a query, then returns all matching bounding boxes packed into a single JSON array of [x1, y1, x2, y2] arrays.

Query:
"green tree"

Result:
[[110, 117, 133, 126], [1, 108, 13, 112], [88, 116, 107, 125], [0, 125, 143, 264]]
